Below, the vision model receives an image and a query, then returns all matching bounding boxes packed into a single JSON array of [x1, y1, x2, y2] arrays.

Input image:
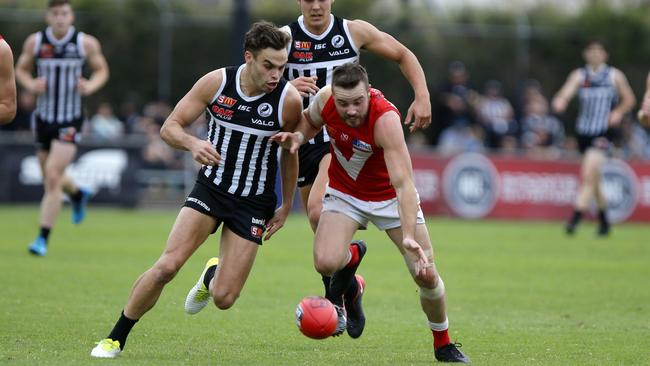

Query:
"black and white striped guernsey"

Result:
[[200, 65, 290, 197], [283, 14, 360, 145], [576, 65, 617, 136], [33, 26, 85, 124]]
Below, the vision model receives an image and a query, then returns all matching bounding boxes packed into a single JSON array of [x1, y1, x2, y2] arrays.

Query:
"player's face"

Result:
[[298, 0, 333, 30], [583, 43, 608, 66], [246, 48, 288, 93], [332, 82, 370, 128], [46, 4, 74, 36]]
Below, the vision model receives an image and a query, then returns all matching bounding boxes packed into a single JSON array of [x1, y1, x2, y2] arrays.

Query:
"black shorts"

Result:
[[298, 141, 330, 188], [577, 132, 611, 154], [183, 180, 277, 245], [34, 116, 83, 151]]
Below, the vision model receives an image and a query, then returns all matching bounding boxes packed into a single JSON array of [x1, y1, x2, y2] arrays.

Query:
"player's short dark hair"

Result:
[[332, 62, 369, 90], [244, 21, 290, 56], [585, 38, 607, 50], [48, 0, 71, 8]]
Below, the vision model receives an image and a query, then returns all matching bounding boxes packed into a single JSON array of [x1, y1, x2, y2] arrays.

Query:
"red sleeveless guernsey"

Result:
[[320, 88, 401, 201]]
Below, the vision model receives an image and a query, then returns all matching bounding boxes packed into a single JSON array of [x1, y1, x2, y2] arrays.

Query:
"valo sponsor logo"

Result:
[[252, 118, 274, 127], [329, 49, 350, 57]]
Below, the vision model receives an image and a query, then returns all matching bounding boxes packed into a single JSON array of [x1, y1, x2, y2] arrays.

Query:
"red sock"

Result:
[[432, 329, 450, 349], [345, 243, 360, 268]]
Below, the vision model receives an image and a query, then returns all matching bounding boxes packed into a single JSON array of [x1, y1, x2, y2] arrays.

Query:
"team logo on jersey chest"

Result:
[[331, 35, 345, 48], [258, 103, 273, 117], [295, 41, 311, 50], [64, 43, 78, 57], [216, 95, 237, 108]]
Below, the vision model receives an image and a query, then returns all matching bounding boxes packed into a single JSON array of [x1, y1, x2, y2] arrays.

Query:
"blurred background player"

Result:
[[272, 63, 469, 363], [637, 71, 650, 127], [281, 0, 431, 337], [90, 21, 303, 359], [15, 0, 109, 256], [552, 40, 635, 237], [0, 35, 16, 124]]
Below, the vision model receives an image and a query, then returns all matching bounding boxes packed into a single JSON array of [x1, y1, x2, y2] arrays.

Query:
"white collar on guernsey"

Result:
[[45, 26, 76, 46], [297, 14, 335, 40], [236, 64, 266, 102]]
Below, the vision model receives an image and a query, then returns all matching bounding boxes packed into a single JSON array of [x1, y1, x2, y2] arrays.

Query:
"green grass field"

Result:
[[1, 206, 649, 365]]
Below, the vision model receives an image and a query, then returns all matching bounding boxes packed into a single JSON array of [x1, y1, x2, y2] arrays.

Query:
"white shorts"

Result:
[[322, 187, 425, 230]]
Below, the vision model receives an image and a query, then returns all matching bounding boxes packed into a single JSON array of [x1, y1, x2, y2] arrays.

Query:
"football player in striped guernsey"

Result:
[[552, 40, 635, 236], [15, 0, 109, 256], [90, 21, 303, 359]]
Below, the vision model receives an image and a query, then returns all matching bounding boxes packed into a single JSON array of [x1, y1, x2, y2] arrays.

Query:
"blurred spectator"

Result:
[[0, 89, 34, 132], [477, 80, 517, 149], [438, 120, 484, 155], [520, 97, 565, 158], [88, 102, 124, 140], [429, 61, 478, 145], [119, 100, 141, 134], [141, 115, 178, 169], [143, 100, 173, 126]]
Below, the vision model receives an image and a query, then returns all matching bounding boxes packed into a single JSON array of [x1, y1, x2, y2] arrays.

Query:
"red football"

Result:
[[295, 296, 338, 339]]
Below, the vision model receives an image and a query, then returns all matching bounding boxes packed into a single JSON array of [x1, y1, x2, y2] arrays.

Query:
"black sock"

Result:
[[202, 264, 217, 289], [598, 209, 608, 224], [107, 311, 139, 350], [343, 277, 359, 305], [569, 210, 583, 226], [39, 227, 51, 241], [321, 275, 332, 300], [70, 189, 83, 203]]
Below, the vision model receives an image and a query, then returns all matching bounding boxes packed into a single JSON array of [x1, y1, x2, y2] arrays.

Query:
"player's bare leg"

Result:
[[28, 141, 76, 256], [387, 224, 469, 363], [567, 148, 607, 235], [313, 211, 360, 336], [91, 207, 216, 358]]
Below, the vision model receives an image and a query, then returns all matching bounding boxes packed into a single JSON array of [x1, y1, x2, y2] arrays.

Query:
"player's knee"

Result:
[[419, 276, 445, 300], [313, 255, 339, 277], [151, 261, 180, 284], [212, 289, 239, 310], [43, 170, 63, 190]]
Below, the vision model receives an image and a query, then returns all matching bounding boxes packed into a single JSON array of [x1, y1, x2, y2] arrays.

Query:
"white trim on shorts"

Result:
[[321, 187, 425, 231]]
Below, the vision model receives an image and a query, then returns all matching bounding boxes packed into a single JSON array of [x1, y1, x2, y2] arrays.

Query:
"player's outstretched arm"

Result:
[[270, 85, 329, 153], [551, 69, 581, 114], [160, 70, 223, 166], [638, 72, 650, 127], [349, 19, 431, 131], [77, 34, 108, 96], [15, 33, 46, 95], [375, 110, 427, 276], [0, 39, 16, 124], [265, 85, 303, 240]]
